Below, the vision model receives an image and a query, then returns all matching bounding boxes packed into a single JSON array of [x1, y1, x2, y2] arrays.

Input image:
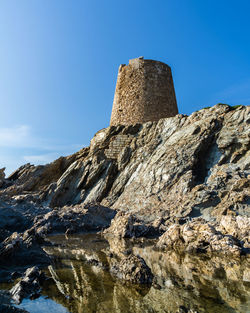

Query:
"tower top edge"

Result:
[[124, 57, 171, 69]]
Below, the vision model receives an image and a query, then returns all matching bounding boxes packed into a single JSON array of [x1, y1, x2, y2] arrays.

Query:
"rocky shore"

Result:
[[0, 104, 249, 311]]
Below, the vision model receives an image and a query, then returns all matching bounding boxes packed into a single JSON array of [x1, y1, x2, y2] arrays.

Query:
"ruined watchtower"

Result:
[[110, 57, 178, 126]]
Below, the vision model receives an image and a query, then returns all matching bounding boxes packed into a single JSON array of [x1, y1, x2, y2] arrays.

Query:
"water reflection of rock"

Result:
[[43, 234, 250, 313], [132, 245, 250, 313]]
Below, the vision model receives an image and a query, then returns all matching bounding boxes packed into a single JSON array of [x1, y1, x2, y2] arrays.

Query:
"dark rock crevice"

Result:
[[192, 139, 222, 185]]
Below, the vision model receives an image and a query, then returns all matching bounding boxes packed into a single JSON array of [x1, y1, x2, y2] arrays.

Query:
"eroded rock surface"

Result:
[[110, 254, 154, 285], [157, 218, 243, 255], [29, 203, 116, 237], [0, 290, 28, 312], [0, 104, 249, 257], [0, 231, 50, 283], [104, 212, 163, 238], [10, 266, 45, 304]]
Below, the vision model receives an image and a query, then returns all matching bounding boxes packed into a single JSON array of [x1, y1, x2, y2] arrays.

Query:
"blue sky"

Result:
[[0, 0, 249, 175]]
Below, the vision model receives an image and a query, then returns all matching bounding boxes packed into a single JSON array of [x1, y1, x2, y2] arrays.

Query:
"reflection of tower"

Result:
[[110, 57, 178, 126]]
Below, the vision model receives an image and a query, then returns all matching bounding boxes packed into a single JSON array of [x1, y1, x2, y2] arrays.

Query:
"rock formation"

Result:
[[0, 103, 249, 256], [0, 103, 249, 313], [10, 266, 46, 304]]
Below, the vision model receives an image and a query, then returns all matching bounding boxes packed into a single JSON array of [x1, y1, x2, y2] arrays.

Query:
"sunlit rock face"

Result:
[[1, 104, 249, 216], [1, 104, 249, 254], [156, 218, 246, 255], [41, 234, 250, 313]]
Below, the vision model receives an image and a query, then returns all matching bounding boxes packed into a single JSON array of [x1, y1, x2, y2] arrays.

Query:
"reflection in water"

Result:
[[17, 296, 69, 313], [28, 234, 250, 312]]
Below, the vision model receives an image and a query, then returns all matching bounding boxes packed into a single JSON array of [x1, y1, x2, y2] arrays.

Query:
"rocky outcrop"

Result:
[[0, 104, 249, 256], [0, 231, 50, 283], [157, 218, 243, 255], [29, 203, 116, 237], [157, 214, 250, 256], [10, 266, 45, 304], [104, 212, 163, 238], [0, 206, 29, 242], [0, 290, 29, 312], [0, 148, 89, 201], [218, 215, 250, 248]]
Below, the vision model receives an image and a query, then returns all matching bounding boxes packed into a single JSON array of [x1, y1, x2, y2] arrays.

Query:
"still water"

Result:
[[14, 234, 250, 313]]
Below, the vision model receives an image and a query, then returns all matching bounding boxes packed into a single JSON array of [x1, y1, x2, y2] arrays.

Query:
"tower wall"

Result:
[[110, 57, 178, 126]]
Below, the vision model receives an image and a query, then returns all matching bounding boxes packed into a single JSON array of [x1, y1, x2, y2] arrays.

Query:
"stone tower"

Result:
[[110, 57, 178, 126]]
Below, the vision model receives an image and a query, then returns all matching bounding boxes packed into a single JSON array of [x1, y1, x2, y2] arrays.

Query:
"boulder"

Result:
[[110, 254, 153, 285]]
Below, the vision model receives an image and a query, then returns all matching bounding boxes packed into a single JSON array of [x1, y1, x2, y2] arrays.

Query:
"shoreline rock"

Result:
[[0, 104, 249, 287], [10, 266, 45, 304], [110, 254, 154, 285], [0, 231, 51, 283], [156, 218, 244, 256]]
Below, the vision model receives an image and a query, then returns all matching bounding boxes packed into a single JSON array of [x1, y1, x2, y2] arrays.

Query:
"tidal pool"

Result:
[[9, 234, 250, 312]]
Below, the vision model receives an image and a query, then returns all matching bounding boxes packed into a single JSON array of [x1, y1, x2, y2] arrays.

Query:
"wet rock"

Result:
[[0, 290, 28, 312], [10, 266, 44, 304], [110, 254, 154, 285], [41, 234, 250, 313], [0, 232, 50, 282]]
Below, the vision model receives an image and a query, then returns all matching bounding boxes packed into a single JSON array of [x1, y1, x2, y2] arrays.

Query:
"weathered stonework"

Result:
[[104, 135, 133, 159], [110, 57, 178, 126]]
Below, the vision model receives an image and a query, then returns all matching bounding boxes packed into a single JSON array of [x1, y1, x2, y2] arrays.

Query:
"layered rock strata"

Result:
[[0, 104, 249, 256]]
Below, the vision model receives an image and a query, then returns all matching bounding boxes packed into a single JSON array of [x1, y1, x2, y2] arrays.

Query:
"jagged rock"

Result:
[[104, 211, 163, 238], [0, 167, 5, 179], [0, 232, 50, 282], [29, 203, 116, 237], [0, 104, 249, 255], [157, 218, 242, 255], [0, 168, 11, 190], [218, 215, 250, 249], [10, 266, 45, 304], [110, 254, 153, 285], [0, 207, 30, 242], [0, 290, 29, 312], [1, 148, 89, 200]]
